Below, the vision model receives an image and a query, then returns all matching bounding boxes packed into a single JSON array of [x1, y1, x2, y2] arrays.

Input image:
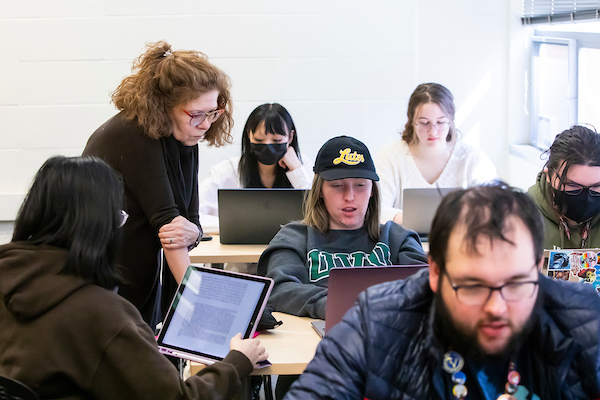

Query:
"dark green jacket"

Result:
[[528, 171, 600, 249]]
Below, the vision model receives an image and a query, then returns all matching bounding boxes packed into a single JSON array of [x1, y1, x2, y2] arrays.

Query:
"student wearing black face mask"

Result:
[[198, 103, 313, 272], [528, 125, 600, 249]]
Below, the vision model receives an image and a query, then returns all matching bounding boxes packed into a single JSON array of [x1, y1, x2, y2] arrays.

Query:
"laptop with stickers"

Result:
[[544, 248, 600, 290], [218, 188, 306, 244], [311, 265, 426, 337], [157, 265, 273, 365]]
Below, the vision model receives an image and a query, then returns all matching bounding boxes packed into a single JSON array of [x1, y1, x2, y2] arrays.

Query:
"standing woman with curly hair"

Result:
[[83, 41, 233, 327]]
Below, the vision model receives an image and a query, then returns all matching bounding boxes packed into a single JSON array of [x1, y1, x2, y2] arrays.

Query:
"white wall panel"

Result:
[[0, 2, 18, 18], [367, 57, 416, 101], [280, 57, 367, 101], [215, 58, 281, 102], [0, 107, 19, 149], [367, 13, 417, 58], [0, 20, 18, 62], [17, 0, 104, 18], [19, 19, 105, 61], [280, 15, 367, 58], [17, 105, 115, 149], [0, 0, 518, 219], [0, 63, 19, 105], [18, 62, 112, 105]]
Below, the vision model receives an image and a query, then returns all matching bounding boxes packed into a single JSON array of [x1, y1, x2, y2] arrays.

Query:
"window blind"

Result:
[[522, 0, 600, 24]]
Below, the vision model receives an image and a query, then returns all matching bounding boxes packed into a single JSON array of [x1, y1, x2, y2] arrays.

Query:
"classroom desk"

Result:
[[190, 312, 321, 377], [188, 235, 428, 264], [189, 235, 267, 264]]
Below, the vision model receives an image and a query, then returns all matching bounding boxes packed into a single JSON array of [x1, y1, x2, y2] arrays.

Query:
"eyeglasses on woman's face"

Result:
[[414, 121, 450, 133], [551, 167, 600, 196], [182, 109, 224, 127]]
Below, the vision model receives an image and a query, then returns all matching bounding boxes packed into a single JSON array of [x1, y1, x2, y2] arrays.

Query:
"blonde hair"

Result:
[[111, 41, 233, 146], [303, 175, 381, 242]]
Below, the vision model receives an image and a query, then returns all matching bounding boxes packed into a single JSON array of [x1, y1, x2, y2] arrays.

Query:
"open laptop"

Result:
[[311, 265, 426, 337], [402, 188, 460, 239], [218, 189, 306, 244], [157, 265, 273, 365]]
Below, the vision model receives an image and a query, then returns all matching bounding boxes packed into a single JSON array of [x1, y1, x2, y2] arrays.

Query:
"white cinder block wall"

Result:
[[1, 0, 529, 229]]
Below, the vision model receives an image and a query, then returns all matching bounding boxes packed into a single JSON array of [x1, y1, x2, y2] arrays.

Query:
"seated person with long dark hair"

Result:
[[199, 103, 313, 234], [0, 156, 267, 400]]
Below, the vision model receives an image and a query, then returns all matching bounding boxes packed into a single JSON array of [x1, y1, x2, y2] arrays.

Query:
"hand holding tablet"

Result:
[[230, 333, 269, 368], [157, 266, 274, 367]]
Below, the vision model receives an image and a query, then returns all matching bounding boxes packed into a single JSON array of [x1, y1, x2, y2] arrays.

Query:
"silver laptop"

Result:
[[157, 265, 273, 365], [311, 265, 426, 337], [402, 188, 460, 239], [218, 189, 306, 244]]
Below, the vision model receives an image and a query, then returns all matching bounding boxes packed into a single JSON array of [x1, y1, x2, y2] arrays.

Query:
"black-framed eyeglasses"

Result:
[[550, 168, 600, 196], [563, 182, 600, 197], [119, 210, 129, 228], [443, 270, 539, 306], [182, 109, 224, 127], [414, 121, 450, 133]]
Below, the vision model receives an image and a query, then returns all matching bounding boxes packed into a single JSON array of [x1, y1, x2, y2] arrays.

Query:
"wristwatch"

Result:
[[188, 228, 202, 251]]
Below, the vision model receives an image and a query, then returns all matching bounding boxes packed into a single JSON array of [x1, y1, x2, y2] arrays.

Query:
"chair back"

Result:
[[0, 375, 40, 400]]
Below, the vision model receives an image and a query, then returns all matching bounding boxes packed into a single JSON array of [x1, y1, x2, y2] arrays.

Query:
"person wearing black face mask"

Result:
[[250, 142, 289, 166], [528, 125, 600, 249], [198, 103, 313, 273]]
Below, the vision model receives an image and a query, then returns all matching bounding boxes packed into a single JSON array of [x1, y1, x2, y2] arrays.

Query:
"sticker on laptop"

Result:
[[547, 249, 600, 291]]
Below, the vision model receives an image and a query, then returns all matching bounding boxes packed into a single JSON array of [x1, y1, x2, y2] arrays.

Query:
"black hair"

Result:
[[429, 182, 545, 274], [238, 103, 300, 187], [543, 125, 600, 213], [12, 156, 123, 289]]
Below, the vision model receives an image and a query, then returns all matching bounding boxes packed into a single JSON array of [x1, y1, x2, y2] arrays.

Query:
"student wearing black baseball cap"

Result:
[[258, 136, 426, 320], [258, 136, 426, 398]]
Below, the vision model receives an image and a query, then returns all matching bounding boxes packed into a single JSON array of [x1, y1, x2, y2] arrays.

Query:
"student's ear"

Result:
[[544, 167, 551, 183], [428, 255, 440, 293], [288, 130, 295, 144]]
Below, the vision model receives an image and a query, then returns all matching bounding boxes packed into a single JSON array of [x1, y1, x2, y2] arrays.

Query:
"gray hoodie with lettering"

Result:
[[257, 221, 427, 319]]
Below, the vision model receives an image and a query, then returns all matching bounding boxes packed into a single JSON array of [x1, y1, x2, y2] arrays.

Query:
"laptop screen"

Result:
[[218, 189, 306, 244], [402, 188, 460, 237], [324, 265, 426, 333], [157, 266, 273, 364]]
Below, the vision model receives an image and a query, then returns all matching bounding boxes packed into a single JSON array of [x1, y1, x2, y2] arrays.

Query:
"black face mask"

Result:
[[552, 188, 600, 223], [250, 143, 288, 166]]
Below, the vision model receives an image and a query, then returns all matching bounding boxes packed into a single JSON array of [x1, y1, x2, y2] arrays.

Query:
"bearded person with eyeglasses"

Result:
[[285, 183, 600, 400], [83, 41, 233, 329]]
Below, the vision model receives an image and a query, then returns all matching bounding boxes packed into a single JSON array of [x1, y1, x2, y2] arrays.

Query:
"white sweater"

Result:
[[375, 140, 497, 223], [198, 154, 314, 233]]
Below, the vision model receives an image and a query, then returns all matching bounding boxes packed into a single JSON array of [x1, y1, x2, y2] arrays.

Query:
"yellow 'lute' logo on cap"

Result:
[[333, 148, 364, 166]]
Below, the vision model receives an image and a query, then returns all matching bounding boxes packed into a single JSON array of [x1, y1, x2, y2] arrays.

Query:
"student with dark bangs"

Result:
[[198, 103, 313, 273]]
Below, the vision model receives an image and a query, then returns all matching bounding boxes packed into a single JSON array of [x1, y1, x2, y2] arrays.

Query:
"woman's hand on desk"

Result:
[[159, 216, 200, 249], [230, 333, 268, 368]]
